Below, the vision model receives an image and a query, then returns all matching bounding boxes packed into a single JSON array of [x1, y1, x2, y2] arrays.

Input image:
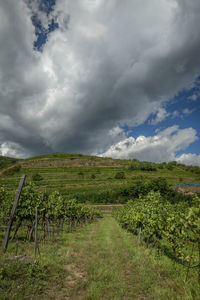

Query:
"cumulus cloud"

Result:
[[0, 142, 30, 158], [100, 126, 198, 162], [1, 1, 200, 157], [176, 153, 200, 166]]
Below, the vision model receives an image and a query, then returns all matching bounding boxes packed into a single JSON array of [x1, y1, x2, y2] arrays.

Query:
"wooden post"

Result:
[[11, 221, 22, 241], [137, 226, 142, 243], [34, 208, 38, 256], [2, 174, 26, 252], [47, 219, 50, 237], [28, 220, 35, 241], [15, 234, 18, 256]]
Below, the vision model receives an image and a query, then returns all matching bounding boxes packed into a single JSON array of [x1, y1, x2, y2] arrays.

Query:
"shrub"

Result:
[[167, 164, 174, 171], [115, 172, 126, 179], [140, 162, 157, 171], [128, 161, 157, 171], [32, 173, 43, 181]]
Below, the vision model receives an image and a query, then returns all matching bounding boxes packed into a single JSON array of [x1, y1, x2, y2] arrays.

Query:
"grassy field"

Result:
[[0, 215, 198, 299], [0, 153, 200, 198]]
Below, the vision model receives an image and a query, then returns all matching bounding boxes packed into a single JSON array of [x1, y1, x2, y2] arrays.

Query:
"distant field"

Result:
[[0, 153, 199, 198]]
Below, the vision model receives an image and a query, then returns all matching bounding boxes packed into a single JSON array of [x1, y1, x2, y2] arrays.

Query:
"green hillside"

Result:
[[0, 155, 20, 172], [0, 153, 200, 202]]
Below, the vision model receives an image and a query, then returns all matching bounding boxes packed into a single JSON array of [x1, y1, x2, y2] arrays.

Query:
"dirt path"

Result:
[[45, 216, 185, 300]]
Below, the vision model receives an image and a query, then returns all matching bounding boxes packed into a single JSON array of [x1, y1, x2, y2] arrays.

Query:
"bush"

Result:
[[32, 173, 43, 181], [167, 164, 174, 171], [115, 172, 126, 179], [128, 161, 157, 171], [140, 162, 157, 171]]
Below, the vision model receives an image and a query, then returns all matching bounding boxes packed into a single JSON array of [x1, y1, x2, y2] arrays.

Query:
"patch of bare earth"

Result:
[[46, 262, 88, 300], [175, 186, 200, 195], [62, 263, 87, 299]]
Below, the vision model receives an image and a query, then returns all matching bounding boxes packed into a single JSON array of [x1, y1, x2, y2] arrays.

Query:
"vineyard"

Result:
[[0, 154, 200, 298], [1, 153, 200, 202], [0, 176, 102, 255], [114, 191, 200, 285]]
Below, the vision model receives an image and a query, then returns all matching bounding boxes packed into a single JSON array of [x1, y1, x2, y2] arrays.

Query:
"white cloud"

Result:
[[149, 107, 169, 125], [100, 126, 198, 162], [108, 126, 124, 137], [176, 153, 200, 166], [182, 108, 195, 115], [188, 91, 200, 101], [172, 110, 179, 118], [0, 142, 30, 158]]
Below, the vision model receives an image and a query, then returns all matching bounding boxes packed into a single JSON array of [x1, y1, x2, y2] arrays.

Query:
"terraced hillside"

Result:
[[0, 156, 20, 174], [0, 153, 200, 201]]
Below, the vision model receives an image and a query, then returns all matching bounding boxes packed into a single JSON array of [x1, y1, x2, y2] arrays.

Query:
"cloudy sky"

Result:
[[0, 0, 200, 165]]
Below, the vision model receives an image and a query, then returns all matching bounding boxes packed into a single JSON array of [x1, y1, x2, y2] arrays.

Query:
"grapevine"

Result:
[[114, 191, 200, 283]]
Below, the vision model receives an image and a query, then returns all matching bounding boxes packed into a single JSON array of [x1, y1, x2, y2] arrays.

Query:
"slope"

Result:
[[0, 153, 200, 198]]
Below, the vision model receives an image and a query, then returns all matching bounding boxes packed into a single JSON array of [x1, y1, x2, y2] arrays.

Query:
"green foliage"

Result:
[[70, 178, 188, 204], [16, 182, 42, 221], [114, 191, 200, 280], [0, 259, 48, 298], [187, 166, 200, 175], [167, 164, 174, 171], [115, 172, 125, 179], [46, 191, 65, 221], [128, 161, 157, 171], [64, 198, 102, 221], [0, 156, 19, 171], [0, 187, 13, 222], [149, 177, 170, 195], [32, 173, 43, 181], [0, 183, 101, 226], [3, 165, 21, 176], [72, 188, 125, 204], [140, 162, 157, 171]]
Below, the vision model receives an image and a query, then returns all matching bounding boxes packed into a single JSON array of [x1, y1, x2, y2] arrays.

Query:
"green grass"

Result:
[[1, 215, 199, 299]]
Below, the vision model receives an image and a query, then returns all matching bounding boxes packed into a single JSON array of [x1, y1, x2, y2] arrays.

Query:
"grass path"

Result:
[[43, 215, 186, 300]]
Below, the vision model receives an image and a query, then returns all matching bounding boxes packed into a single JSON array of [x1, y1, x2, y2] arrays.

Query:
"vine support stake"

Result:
[[34, 207, 38, 256], [2, 174, 26, 252], [137, 226, 142, 243]]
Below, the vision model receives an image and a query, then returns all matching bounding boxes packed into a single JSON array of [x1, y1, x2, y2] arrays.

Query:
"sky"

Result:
[[0, 0, 200, 165]]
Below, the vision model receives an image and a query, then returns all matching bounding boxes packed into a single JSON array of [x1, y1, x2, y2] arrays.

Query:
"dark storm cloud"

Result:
[[0, 0, 200, 157]]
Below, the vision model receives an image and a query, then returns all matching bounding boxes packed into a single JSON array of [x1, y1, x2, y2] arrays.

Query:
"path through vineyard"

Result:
[[46, 215, 184, 299]]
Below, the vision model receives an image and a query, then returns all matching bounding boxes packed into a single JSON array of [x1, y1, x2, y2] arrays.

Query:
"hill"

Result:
[[0, 153, 200, 202], [0, 155, 21, 174]]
